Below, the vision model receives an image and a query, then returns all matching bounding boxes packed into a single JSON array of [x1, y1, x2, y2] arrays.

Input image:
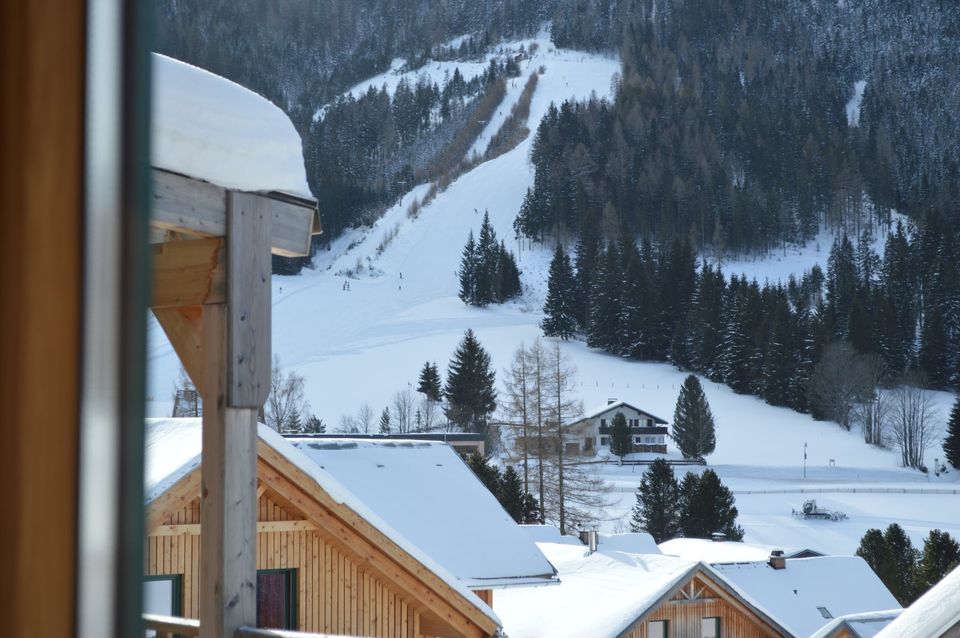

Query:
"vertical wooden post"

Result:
[[200, 191, 272, 638], [199, 304, 258, 637]]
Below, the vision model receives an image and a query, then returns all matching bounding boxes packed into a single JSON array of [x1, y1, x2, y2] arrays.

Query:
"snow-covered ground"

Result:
[[148, 35, 960, 560]]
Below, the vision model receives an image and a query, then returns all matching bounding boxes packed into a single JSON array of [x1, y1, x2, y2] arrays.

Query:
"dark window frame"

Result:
[[701, 615, 721, 638], [143, 574, 184, 617], [257, 568, 298, 630]]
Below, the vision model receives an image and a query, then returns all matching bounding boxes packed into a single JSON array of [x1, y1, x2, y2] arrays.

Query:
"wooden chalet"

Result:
[[495, 538, 790, 638], [146, 420, 500, 638], [571, 399, 670, 455]]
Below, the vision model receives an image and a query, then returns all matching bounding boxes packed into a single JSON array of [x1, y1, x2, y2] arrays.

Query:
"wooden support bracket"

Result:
[[152, 306, 204, 394], [152, 238, 225, 308]]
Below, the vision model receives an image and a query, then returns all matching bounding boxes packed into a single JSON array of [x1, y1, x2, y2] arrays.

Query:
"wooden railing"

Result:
[[143, 613, 200, 637], [142, 615, 359, 638]]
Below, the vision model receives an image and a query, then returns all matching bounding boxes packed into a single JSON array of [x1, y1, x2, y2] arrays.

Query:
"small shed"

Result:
[[145, 419, 502, 638]]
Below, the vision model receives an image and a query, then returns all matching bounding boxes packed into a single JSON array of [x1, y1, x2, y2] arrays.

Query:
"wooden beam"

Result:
[[152, 238, 225, 308], [226, 191, 271, 408], [151, 520, 317, 537], [152, 306, 204, 394], [199, 304, 258, 638], [151, 169, 315, 257], [146, 468, 201, 532]]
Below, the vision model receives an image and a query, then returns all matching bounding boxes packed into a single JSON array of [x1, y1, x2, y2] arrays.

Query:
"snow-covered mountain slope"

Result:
[[147, 35, 959, 554]]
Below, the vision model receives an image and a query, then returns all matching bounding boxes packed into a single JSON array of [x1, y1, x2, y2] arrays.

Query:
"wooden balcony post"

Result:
[[199, 192, 271, 638]]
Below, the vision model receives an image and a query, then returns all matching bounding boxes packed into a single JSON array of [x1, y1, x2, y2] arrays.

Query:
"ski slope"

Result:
[[147, 34, 960, 557]]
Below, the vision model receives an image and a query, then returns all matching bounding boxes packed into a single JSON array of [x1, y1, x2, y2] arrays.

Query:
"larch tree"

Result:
[[671, 374, 716, 460], [630, 459, 681, 543], [541, 243, 578, 339], [444, 329, 497, 437], [502, 343, 533, 494]]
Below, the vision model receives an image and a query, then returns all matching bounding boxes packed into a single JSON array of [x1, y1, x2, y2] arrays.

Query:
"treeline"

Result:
[[527, 0, 960, 254], [543, 217, 960, 465]]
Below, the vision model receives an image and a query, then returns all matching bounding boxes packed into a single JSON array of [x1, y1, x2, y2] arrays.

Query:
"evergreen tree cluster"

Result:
[[458, 212, 522, 306], [531, 0, 960, 255], [465, 453, 540, 524], [630, 462, 743, 543], [542, 222, 960, 431], [857, 524, 960, 606], [945, 397, 960, 471]]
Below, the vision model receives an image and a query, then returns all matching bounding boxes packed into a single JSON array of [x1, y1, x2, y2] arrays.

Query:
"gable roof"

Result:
[[580, 400, 668, 424], [495, 541, 789, 638], [710, 556, 901, 638], [144, 418, 502, 633], [874, 563, 960, 638], [810, 609, 902, 638], [289, 437, 559, 588]]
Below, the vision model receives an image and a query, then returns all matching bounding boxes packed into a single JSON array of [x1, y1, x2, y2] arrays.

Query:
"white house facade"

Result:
[[573, 399, 670, 454]]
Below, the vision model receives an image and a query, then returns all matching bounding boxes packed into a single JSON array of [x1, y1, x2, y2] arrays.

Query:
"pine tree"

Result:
[[458, 231, 477, 304], [541, 243, 578, 339], [919, 307, 950, 388], [417, 361, 442, 402], [916, 529, 960, 595], [586, 242, 622, 351], [444, 329, 497, 435], [945, 396, 960, 470], [608, 411, 632, 460], [884, 523, 919, 605], [465, 452, 502, 500], [857, 528, 895, 591], [496, 242, 522, 302], [671, 375, 717, 460], [474, 211, 498, 305], [678, 469, 743, 540], [630, 459, 680, 543], [378, 407, 391, 434], [303, 415, 325, 434]]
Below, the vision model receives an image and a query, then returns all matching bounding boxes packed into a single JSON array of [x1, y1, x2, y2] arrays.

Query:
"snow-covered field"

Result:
[[148, 35, 960, 558]]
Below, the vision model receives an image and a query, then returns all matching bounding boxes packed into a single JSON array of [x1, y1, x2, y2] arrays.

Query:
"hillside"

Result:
[[148, 35, 959, 556]]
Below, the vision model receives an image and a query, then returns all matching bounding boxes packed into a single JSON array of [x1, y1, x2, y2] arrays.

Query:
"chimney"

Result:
[[769, 549, 786, 570], [607, 398, 617, 405], [579, 529, 599, 553]]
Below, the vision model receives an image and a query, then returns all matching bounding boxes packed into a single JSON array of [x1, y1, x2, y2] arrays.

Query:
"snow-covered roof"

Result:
[[660, 538, 783, 563], [599, 533, 662, 555], [580, 400, 668, 424], [290, 438, 558, 588], [518, 524, 583, 546], [709, 556, 901, 638], [810, 609, 902, 638], [874, 564, 960, 638], [495, 541, 698, 638], [152, 53, 312, 198], [144, 419, 501, 626]]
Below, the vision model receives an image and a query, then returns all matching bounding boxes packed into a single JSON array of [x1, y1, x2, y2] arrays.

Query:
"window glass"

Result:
[[649, 619, 667, 638], [257, 569, 297, 629], [701, 617, 720, 638]]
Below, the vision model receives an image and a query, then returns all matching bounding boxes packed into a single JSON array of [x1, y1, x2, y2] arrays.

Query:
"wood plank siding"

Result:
[[621, 576, 782, 638], [147, 490, 430, 637]]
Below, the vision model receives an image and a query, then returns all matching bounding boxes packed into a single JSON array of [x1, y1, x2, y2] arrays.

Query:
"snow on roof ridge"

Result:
[[581, 399, 668, 423], [145, 419, 499, 626], [874, 564, 960, 638]]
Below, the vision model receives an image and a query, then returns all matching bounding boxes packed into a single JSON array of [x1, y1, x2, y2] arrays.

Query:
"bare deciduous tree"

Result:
[[808, 342, 871, 430], [501, 343, 533, 494], [852, 354, 894, 447], [418, 396, 438, 431], [392, 387, 415, 433], [545, 340, 584, 534], [265, 356, 309, 433], [356, 403, 374, 434], [892, 371, 940, 469]]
